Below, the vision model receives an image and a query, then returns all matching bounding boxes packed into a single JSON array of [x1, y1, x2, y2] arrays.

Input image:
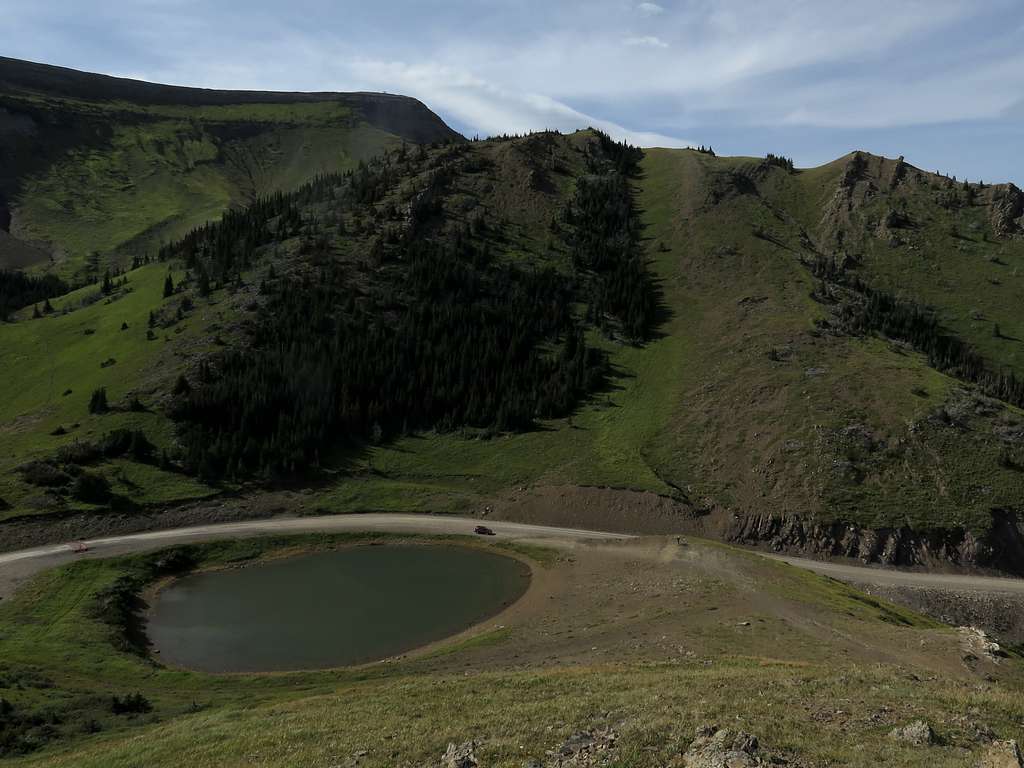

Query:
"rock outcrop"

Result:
[[960, 626, 1004, 663], [889, 720, 937, 747], [727, 510, 1024, 574], [441, 741, 479, 768], [989, 184, 1024, 239], [979, 740, 1024, 768], [676, 724, 770, 767], [547, 728, 619, 767]]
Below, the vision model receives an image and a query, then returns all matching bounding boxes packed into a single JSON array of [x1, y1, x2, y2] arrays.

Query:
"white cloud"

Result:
[[623, 35, 669, 49], [6, 0, 1022, 167], [348, 58, 693, 148], [636, 2, 664, 15]]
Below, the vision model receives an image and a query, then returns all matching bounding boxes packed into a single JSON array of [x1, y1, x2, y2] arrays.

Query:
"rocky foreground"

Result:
[[430, 723, 1024, 768]]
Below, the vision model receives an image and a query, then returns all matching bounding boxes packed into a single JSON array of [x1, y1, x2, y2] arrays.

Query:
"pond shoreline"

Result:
[[144, 537, 539, 674]]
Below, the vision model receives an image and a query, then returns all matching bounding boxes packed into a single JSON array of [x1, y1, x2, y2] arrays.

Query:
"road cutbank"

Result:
[[4, 513, 1024, 599]]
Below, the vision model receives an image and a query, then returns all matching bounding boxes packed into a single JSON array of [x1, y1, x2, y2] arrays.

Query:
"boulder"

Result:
[[548, 727, 618, 767], [679, 724, 764, 767], [442, 741, 479, 768], [889, 721, 936, 746]]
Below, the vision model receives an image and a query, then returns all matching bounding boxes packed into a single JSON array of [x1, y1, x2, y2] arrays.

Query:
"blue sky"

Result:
[[4, 0, 1023, 183]]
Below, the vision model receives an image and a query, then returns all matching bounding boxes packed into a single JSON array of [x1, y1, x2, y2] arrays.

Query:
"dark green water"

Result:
[[147, 545, 530, 673]]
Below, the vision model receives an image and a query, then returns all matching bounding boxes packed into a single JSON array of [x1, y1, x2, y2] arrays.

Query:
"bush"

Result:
[[71, 472, 112, 503], [172, 374, 190, 396], [99, 430, 133, 457], [97, 429, 154, 462], [128, 430, 155, 461], [56, 440, 103, 465], [19, 461, 72, 488], [110, 693, 152, 715], [88, 388, 109, 414]]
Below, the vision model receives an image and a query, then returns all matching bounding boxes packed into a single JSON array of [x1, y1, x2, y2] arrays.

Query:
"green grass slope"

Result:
[[0, 261, 220, 518], [0, 57, 461, 278]]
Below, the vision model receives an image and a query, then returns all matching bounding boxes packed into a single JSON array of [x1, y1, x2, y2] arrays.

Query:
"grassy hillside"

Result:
[[0, 57, 461, 278], [634, 150, 1024, 537], [2, 117, 1023, 568]]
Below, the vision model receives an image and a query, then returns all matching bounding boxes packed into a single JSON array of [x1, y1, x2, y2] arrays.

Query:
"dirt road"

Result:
[[763, 552, 1024, 594], [0, 514, 628, 598], [1, 513, 1023, 599]]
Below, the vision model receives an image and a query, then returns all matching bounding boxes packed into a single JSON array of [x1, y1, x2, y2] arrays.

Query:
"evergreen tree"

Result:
[[88, 388, 109, 414], [86, 251, 101, 281], [163, 273, 174, 298]]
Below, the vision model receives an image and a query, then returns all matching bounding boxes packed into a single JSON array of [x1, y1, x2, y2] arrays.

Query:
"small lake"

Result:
[[147, 545, 530, 673]]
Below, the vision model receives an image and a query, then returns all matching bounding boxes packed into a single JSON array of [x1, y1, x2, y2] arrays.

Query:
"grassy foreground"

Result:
[[1, 533, 1022, 766]]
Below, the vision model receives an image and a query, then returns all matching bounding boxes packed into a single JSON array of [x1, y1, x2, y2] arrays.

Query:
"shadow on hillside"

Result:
[[630, 167, 674, 345]]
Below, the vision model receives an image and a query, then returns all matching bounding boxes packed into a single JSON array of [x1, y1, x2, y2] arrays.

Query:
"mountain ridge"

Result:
[[0, 61, 1023, 577], [0, 56, 461, 276]]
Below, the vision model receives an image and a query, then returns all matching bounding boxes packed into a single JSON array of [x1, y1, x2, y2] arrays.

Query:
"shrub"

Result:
[[19, 461, 72, 488], [71, 472, 112, 503], [110, 693, 152, 715], [99, 430, 133, 457], [88, 388, 109, 414], [100, 429, 155, 462], [172, 374, 190, 396], [56, 440, 103, 465]]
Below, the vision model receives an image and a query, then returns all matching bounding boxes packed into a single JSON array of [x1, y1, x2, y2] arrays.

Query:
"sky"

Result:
[[4, 0, 1023, 183]]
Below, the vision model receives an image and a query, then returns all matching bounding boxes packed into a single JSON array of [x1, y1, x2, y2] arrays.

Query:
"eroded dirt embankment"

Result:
[[489, 485, 1024, 576]]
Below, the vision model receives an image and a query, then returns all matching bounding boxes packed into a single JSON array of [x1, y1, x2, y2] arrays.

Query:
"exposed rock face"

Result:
[[889, 720, 937, 746], [819, 152, 876, 250], [441, 741, 479, 768], [960, 626, 1004, 663], [989, 184, 1024, 239], [979, 740, 1024, 768], [727, 510, 1024, 574]]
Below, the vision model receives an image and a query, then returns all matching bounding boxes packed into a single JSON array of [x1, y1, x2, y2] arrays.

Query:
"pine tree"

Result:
[[197, 266, 211, 297], [86, 251, 101, 281], [88, 387, 109, 414], [163, 273, 174, 298], [102, 270, 113, 295]]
